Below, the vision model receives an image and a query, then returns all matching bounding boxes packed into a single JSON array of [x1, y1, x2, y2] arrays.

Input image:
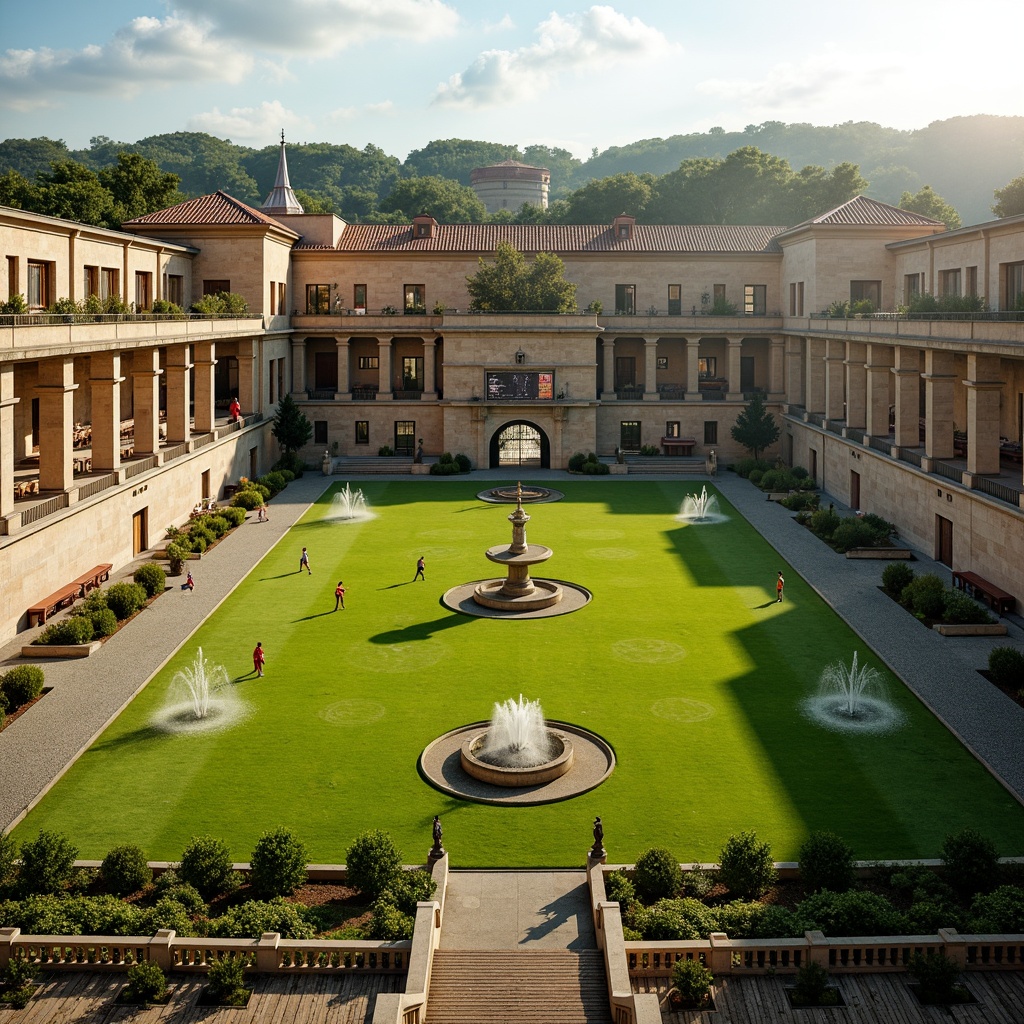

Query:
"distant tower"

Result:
[[261, 131, 304, 216], [470, 160, 549, 215]]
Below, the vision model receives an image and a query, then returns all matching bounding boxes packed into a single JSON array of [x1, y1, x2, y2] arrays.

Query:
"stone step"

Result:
[[427, 950, 611, 1024], [626, 456, 707, 474], [328, 457, 415, 475]]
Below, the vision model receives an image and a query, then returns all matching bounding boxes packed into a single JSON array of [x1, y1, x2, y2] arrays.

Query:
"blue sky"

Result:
[[2, 0, 1019, 160]]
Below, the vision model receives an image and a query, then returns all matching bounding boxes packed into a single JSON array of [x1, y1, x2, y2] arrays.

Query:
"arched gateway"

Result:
[[489, 421, 550, 469]]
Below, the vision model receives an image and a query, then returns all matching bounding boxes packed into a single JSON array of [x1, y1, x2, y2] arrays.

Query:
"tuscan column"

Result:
[[823, 339, 846, 422], [685, 338, 701, 401], [600, 337, 616, 399], [377, 338, 393, 399], [768, 337, 786, 401], [843, 341, 867, 430], [805, 338, 826, 414], [726, 338, 743, 400], [923, 349, 955, 460], [89, 352, 123, 472], [192, 341, 217, 434], [784, 337, 803, 406], [335, 338, 351, 400], [422, 338, 437, 400], [236, 339, 258, 416], [290, 338, 307, 397], [131, 348, 162, 456], [643, 338, 659, 400], [164, 344, 193, 443], [892, 346, 921, 448], [0, 368, 19, 518], [964, 353, 1003, 475], [865, 344, 894, 438], [36, 357, 77, 491]]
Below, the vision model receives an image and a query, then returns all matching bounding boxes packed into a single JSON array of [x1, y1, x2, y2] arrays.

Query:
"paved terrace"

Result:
[[1, 466, 1023, 830]]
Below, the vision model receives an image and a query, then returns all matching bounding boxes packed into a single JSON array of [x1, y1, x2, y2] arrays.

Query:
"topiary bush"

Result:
[[454, 453, 472, 473], [790, 961, 837, 1007], [231, 489, 264, 511], [104, 581, 148, 620], [19, 830, 78, 894], [377, 868, 437, 916], [567, 451, 587, 472], [604, 870, 635, 906], [942, 590, 992, 625], [908, 951, 969, 1004], [1, 666, 45, 708], [122, 960, 168, 1004], [37, 616, 94, 645], [901, 573, 945, 619], [632, 847, 682, 903], [429, 459, 460, 475], [100, 844, 152, 896], [88, 607, 119, 638], [988, 646, 1024, 688], [205, 953, 249, 1004], [831, 519, 881, 552], [258, 471, 287, 495], [718, 831, 777, 900], [368, 897, 415, 939], [209, 898, 315, 939], [799, 831, 855, 894], [968, 885, 1024, 933], [808, 508, 840, 541], [346, 830, 402, 899], [219, 505, 247, 527], [166, 542, 187, 576], [670, 957, 714, 1008], [133, 563, 166, 598], [941, 827, 998, 899], [179, 835, 236, 900], [733, 457, 770, 478], [203, 515, 229, 538], [798, 889, 908, 936], [882, 562, 914, 598], [581, 452, 610, 474], [249, 828, 308, 898]]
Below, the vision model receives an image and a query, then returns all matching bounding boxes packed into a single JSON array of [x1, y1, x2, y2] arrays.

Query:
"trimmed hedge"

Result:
[[105, 582, 148, 620], [1, 666, 45, 707], [133, 564, 166, 598], [37, 616, 94, 646]]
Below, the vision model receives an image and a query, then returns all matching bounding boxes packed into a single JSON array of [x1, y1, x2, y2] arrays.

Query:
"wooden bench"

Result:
[[661, 436, 696, 456], [952, 570, 1015, 616], [28, 564, 112, 626]]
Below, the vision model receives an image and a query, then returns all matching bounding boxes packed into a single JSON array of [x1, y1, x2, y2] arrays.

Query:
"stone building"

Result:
[[1, 143, 1023, 639], [470, 160, 550, 214]]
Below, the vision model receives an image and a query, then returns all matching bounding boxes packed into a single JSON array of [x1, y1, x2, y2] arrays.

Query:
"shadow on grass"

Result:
[[293, 610, 337, 622], [370, 614, 472, 645]]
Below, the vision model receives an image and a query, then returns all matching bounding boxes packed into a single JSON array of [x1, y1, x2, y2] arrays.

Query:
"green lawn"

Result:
[[13, 480, 1024, 867]]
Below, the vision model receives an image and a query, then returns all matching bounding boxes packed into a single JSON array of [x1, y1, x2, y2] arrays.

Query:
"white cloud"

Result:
[[173, 0, 460, 56], [0, 15, 252, 102], [434, 5, 674, 108], [188, 100, 316, 143], [483, 14, 516, 33]]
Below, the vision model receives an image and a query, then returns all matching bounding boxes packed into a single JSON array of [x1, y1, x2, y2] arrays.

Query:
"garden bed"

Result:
[[846, 547, 913, 559], [932, 623, 1008, 636], [20, 641, 102, 658]]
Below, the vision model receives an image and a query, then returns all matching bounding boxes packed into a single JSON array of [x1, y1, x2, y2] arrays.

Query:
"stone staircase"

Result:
[[328, 456, 416, 475], [626, 455, 707, 475], [426, 949, 612, 1024]]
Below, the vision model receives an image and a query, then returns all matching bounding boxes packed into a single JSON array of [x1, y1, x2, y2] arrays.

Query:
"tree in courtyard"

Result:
[[992, 172, 1024, 219], [467, 240, 577, 312], [731, 393, 780, 460], [899, 185, 961, 230], [272, 393, 313, 457]]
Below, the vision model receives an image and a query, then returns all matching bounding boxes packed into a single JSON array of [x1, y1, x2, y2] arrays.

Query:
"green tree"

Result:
[[522, 144, 584, 196], [0, 136, 71, 178], [992, 173, 1024, 218], [272, 393, 313, 456], [98, 152, 181, 225], [379, 175, 487, 222], [731, 393, 780, 460], [561, 172, 654, 222], [402, 138, 520, 184], [467, 240, 577, 312], [35, 160, 113, 224], [0, 169, 37, 210], [899, 184, 961, 229]]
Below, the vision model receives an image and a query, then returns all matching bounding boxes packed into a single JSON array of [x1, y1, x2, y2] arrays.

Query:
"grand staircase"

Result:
[[426, 949, 612, 1024], [328, 456, 416, 475], [625, 455, 707, 474]]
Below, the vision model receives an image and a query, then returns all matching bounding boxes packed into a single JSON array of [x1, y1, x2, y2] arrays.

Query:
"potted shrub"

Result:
[[788, 961, 841, 1007], [669, 957, 714, 1010]]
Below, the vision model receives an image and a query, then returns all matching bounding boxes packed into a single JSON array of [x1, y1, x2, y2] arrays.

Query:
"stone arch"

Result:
[[489, 420, 550, 469]]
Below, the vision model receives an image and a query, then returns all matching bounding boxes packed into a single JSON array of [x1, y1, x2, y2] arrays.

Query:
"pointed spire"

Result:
[[261, 131, 304, 216]]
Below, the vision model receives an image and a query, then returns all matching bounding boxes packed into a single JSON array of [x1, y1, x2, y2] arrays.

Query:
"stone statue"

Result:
[[591, 815, 606, 858], [429, 814, 446, 861], [414, 438, 424, 464]]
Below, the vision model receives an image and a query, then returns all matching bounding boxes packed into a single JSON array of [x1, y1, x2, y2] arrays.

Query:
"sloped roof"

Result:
[[330, 223, 785, 255], [805, 194, 944, 228], [124, 191, 293, 230]]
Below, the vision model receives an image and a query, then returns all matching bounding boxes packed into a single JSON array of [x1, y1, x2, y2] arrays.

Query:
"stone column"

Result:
[[89, 353, 123, 473], [805, 338, 826, 413], [784, 337, 803, 406], [768, 337, 786, 400], [192, 341, 217, 433], [237, 339, 258, 415], [923, 349, 955, 460], [643, 337, 659, 400], [600, 337, 616, 399], [131, 349, 162, 456], [0, 368, 19, 519], [892, 346, 921, 448], [726, 338, 743, 400], [865, 345, 894, 438], [36, 357, 77, 491], [823, 340, 845, 422], [377, 338, 393, 400], [290, 337, 307, 396], [685, 338, 701, 401], [422, 338, 437, 400], [335, 338, 351, 400], [844, 341, 867, 430], [164, 344, 193, 443], [964, 353, 1003, 475]]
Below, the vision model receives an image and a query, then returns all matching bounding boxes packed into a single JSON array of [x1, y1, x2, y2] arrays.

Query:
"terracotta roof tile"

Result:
[[124, 191, 292, 230], [805, 194, 944, 228]]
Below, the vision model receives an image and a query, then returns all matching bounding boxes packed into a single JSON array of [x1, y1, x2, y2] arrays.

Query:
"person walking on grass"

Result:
[[300, 546, 311, 574], [776, 571, 785, 603], [414, 555, 425, 581], [334, 580, 346, 611], [253, 642, 266, 677]]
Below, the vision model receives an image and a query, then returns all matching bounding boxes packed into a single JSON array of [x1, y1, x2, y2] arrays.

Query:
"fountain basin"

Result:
[[460, 730, 575, 787], [473, 578, 563, 610]]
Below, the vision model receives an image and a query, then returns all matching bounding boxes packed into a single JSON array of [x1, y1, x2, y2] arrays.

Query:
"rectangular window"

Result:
[[268, 358, 277, 404], [269, 280, 277, 315], [27, 261, 52, 309], [965, 265, 978, 297], [850, 280, 881, 307], [789, 282, 796, 316], [404, 284, 425, 314], [84, 265, 99, 298], [698, 357, 717, 379], [620, 421, 641, 450], [797, 281, 804, 316], [665, 421, 680, 437], [102, 268, 119, 301], [1004, 261, 1024, 309], [744, 284, 767, 316], [278, 282, 286, 313], [904, 273, 923, 303], [938, 269, 961, 297], [402, 356, 424, 390], [615, 284, 636, 315], [713, 283, 726, 303], [6, 256, 17, 299], [314, 420, 328, 445], [395, 420, 416, 454], [704, 421, 718, 445], [203, 279, 229, 296], [614, 356, 636, 389], [354, 284, 367, 310], [355, 421, 369, 445], [306, 284, 331, 314], [313, 351, 338, 391], [667, 284, 681, 316], [165, 274, 183, 307], [358, 355, 379, 370], [134, 271, 152, 311]]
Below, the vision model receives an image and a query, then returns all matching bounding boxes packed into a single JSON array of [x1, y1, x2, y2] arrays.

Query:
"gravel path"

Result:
[[1, 469, 1021, 835]]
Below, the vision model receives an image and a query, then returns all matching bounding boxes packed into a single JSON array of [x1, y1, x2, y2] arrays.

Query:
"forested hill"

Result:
[[2, 115, 1022, 227]]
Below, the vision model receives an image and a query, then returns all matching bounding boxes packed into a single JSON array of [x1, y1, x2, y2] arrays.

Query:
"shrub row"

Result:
[[35, 579, 152, 646], [880, 565, 993, 625], [428, 452, 472, 475], [797, 507, 898, 552], [0, 666, 45, 717], [749, 465, 814, 493], [567, 451, 610, 474]]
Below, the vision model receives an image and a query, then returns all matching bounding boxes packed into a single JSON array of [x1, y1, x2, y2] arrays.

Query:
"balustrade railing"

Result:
[[21, 493, 68, 526], [867, 434, 893, 454], [933, 461, 964, 484], [124, 456, 159, 479], [898, 448, 922, 468], [77, 474, 117, 500], [973, 476, 1023, 506], [845, 427, 865, 444], [162, 442, 189, 463]]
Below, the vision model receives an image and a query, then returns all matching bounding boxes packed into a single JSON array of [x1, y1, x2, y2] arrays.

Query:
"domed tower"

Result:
[[470, 160, 550, 214]]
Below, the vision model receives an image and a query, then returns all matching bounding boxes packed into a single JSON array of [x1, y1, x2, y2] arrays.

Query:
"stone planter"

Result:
[[22, 641, 102, 658], [846, 547, 913, 559], [932, 623, 1008, 636]]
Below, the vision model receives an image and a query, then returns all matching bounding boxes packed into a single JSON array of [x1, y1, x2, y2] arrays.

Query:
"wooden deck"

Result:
[[5, 969, 403, 1024], [633, 971, 1024, 1023]]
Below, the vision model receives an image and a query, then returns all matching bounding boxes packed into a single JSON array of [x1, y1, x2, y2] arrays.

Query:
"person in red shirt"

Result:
[[334, 580, 346, 611], [776, 571, 785, 603], [253, 641, 266, 677], [229, 397, 241, 422]]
